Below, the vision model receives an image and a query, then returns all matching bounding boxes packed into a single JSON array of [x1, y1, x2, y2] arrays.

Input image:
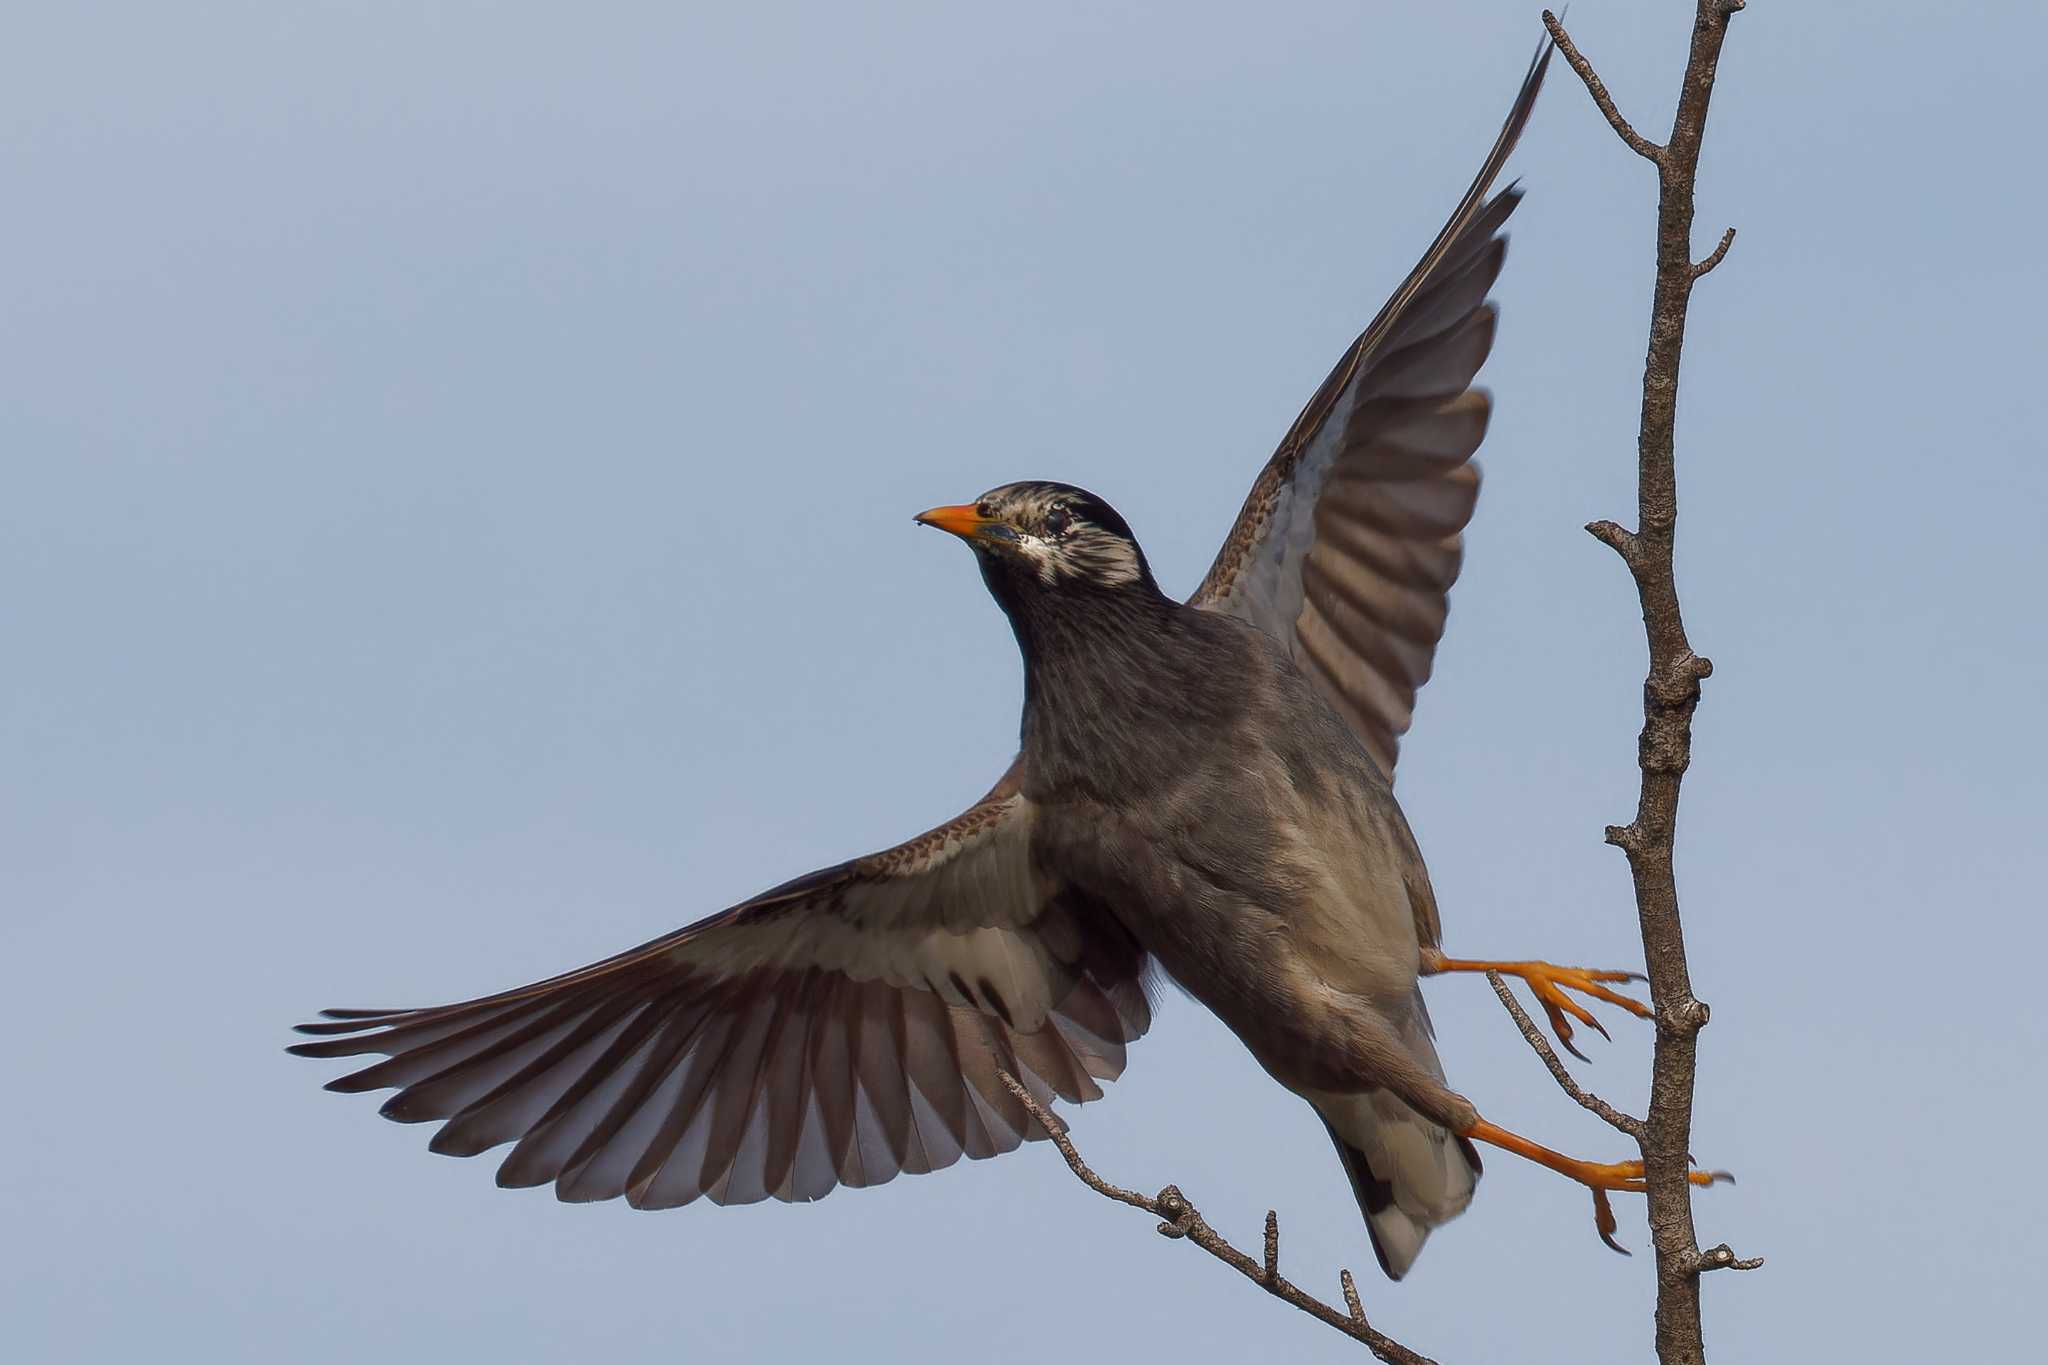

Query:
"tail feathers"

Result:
[[1319, 1090, 1482, 1280]]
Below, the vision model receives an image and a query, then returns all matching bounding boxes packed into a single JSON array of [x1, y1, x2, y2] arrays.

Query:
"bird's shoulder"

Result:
[[1170, 599, 1396, 788]]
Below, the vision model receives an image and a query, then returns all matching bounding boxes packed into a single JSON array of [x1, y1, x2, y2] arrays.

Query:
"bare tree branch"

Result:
[[1690, 227, 1737, 279], [1586, 517, 1639, 560], [992, 10, 1767, 1357], [1544, 4, 1758, 1361], [1485, 970, 1645, 1139], [998, 1073, 1438, 1365], [1694, 1243, 1766, 1274], [1542, 10, 1664, 161]]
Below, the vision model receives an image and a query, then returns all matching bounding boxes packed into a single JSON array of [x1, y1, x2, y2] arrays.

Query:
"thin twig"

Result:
[[1542, 10, 1663, 162], [1341, 1270, 1367, 1324], [1007, 1077, 1153, 1212], [1690, 227, 1737, 279], [1693, 1243, 1766, 1273], [1485, 971, 1645, 1138], [998, 1073, 1437, 1365], [1586, 518, 1639, 561]]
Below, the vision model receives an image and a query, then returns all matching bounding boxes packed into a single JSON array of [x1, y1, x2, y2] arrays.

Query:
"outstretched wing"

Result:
[[290, 763, 1150, 1209], [1190, 43, 1552, 776]]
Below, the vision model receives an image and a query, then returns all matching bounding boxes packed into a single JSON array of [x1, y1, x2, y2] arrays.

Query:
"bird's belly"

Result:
[[1287, 865, 1423, 1007], [1051, 803, 1423, 1092], [1269, 794, 1425, 1004], [1129, 892, 1426, 1099]]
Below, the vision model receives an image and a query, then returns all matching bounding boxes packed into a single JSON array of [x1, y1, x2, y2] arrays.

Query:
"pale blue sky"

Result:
[[5, 2, 2043, 1361]]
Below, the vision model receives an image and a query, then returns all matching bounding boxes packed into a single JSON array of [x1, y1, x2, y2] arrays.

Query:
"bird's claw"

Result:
[[1591, 1188, 1630, 1255], [1464, 1117, 1730, 1256], [1569, 1156, 1729, 1195], [1586, 1159, 1731, 1255], [1429, 956, 1653, 1058], [1514, 963, 1653, 1060]]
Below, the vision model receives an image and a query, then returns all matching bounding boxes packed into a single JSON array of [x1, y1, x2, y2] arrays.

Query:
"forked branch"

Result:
[[997, 1074, 1438, 1365], [998, 7, 1762, 1357], [1691, 227, 1737, 279], [1541, 11, 1663, 161], [1541, 4, 1758, 1362], [1485, 971, 1644, 1139]]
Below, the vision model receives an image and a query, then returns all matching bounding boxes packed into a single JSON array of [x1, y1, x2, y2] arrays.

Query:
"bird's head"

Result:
[[915, 481, 1158, 599]]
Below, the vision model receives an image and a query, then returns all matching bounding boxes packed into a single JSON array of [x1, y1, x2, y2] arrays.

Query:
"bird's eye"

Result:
[[1044, 506, 1072, 538], [975, 500, 995, 519]]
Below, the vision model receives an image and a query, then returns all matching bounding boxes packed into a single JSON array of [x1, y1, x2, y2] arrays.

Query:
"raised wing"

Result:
[[1190, 43, 1552, 775], [290, 765, 1150, 1208]]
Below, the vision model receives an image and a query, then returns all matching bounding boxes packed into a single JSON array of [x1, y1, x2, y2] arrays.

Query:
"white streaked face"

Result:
[[972, 483, 1147, 589]]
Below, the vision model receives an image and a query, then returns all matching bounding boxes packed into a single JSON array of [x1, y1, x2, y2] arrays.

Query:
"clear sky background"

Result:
[[5, 2, 2043, 1361]]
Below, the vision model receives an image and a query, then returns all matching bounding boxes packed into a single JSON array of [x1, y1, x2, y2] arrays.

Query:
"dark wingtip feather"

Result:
[[290, 1033, 391, 1060], [495, 1159, 554, 1190], [377, 1090, 447, 1123], [428, 1126, 497, 1158], [322, 1070, 389, 1094], [293, 1018, 384, 1037]]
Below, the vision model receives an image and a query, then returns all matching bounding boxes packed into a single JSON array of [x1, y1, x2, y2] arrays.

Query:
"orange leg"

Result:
[[1424, 951, 1652, 1059], [1463, 1117, 1731, 1253], [1463, 1119, 1724, 1193]]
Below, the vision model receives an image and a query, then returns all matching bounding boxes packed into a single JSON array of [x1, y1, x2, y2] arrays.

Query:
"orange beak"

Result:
[[913, 503, 1007, 544]]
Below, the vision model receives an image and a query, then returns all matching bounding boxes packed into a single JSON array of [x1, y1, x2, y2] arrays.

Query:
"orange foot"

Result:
[[1463, 1118, 1732, 1254], [1425, 953, 1652, 1060]]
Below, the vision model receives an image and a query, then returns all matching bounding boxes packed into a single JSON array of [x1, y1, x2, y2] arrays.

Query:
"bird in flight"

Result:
[[293, 41, 1719, 1280]]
